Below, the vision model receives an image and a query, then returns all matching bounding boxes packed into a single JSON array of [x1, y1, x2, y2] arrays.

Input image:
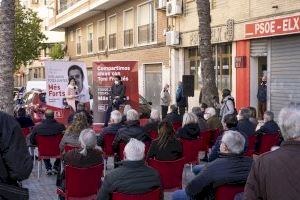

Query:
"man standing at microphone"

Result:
[[104, 76, 126, 127]]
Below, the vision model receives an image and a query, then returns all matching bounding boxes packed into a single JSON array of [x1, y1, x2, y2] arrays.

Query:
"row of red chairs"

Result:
[[244, 133, 280, 156]]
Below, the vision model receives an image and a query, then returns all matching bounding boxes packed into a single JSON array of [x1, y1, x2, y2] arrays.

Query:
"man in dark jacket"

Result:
[[143, 109, 160, 134], [0, 112, 33, 199], [67, 102, 93, 125], [244, 105, 300, 200], [97, 138, 161, 200], [256, 111, 280, 135], [172, 130, 252, 200], [15, 107, 35, 128], [30, 109, 65, 175], [257, 76, 267, 120], [112, 109, 151, 154], [237, 108, 256, 137], [104, 75, 126, 126], [165, 105, 182, 123], [97, 110, 123, 147], [176, 81, 187, 116]]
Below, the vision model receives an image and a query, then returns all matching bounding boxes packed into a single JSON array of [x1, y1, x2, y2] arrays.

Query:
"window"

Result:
[[97, 20, 106, 51], [137, 1, 156, 44], [44, 26, 48, 31], [87, 24, 93, 54], [44, 0, 47, 5], [108, 15, 117, 50], [76, 28, 81, 55], [124, 9, 134, 47], [185, 48, 201, 90]]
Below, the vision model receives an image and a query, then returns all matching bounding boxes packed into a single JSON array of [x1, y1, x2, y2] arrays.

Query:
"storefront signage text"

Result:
[[245, 15, 300, 39]]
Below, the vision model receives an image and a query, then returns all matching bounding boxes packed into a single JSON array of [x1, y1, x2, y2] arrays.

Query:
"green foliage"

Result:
[[49, 43, 64, 60], [14, 5, 47, 70]]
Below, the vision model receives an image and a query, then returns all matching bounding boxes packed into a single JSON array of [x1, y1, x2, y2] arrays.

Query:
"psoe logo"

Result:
[[54, 110, 63, 118]]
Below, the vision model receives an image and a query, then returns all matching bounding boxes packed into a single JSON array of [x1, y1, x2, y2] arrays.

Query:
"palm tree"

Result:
[[196, 0, 218, 106], [0, 0, 15, 114]]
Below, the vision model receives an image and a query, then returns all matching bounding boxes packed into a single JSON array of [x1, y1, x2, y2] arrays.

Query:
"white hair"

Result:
[[150, 109, 160, 121], [221, 130, 245, 154], [123, 105, 132, 116], [110, 110, 122, 124], [182, 112, 198, 127], [78, 129, 101, 156], [124, 138, 145, 161], [206, 107, 216, 117], [278, 104, 300, 140], [126, 109, 139, 121]]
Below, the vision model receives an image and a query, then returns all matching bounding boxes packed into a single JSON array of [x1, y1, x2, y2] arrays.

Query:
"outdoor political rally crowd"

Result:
[[1, 75, 300, 200]]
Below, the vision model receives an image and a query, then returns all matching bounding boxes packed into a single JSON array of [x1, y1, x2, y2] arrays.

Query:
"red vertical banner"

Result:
[[92, 61, 139, 124]]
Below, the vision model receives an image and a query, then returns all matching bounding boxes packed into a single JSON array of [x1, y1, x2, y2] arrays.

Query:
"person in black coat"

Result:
[[176, 81, 187, 116], [104, 75, 126, 127], [143, 109, 160, 134], [237, 108, 256, 137], [0, 111, 32, 199], [15, 107, 35, 128], [97, 110, 123, 147], [30, 109, 65, 174], [112, 109, 151, 154], [172, 131, 253, 200], [165, 105, 182, 123], [97, 138, 162, 200], [147, 120, 182, 161], [176, 113, 200, 140]]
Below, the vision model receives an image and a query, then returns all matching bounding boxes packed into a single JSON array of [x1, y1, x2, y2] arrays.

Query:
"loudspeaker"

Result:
[[182, 75, 194, 97]]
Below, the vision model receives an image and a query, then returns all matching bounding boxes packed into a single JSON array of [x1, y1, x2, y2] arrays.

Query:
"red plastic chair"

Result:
[[103, 134, 116, 158], [112, 188, 161, 200], [211, 128, 221, 147], [215, 185, 244, 200], [172, 122, 182, 132], [140, 118, 149, 126], [149, 131, 158, 140], [148, 158, 185, 191], [198, 130, 212, 151], [57, 163, 104, 200], [258, 133, 280, 154], [36, 134, 63, 178], [64, 144, 80, 153], [244, 135, 257, 157], [22, 127, 31, 137], [118, 141, 150, 160], [181, 138, 201, 165]]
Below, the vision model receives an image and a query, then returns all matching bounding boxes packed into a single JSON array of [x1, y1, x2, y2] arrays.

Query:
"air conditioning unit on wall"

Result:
[[156, 0, 167, 9], [166, 0, 183, 17], [166, 31, 180, 46]]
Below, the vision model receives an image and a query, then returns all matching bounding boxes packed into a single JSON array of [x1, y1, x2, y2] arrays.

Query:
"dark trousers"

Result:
[[161, 105, 168, 120], [258, 101, 267, 120], [43, 159, 61, 170], [178, 106, 186, 116], [104, 100, 122, 126]]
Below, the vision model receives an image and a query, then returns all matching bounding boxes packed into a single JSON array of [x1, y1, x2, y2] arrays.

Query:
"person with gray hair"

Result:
[[143, 109, 161, 134], [160, 84, 171, 119], [172, 130, 252, 200], [237, 107, 256, 137], [97, 110, 123, 147], [97, 138, 161, 200], [192, 107, 208, 131], [121, 104, 132, 123], [175, 113, 200, 140], [256, 111, 280, 135], [244, 105, 300, 200], [205, 107, 223, 131], [112, 109, 151, 157]]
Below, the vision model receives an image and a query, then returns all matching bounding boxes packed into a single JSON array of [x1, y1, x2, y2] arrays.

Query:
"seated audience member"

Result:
[[30, 109, 65, 175], [165, 104, 182, 123], [15, 107, 34, 128], [176, 113, 200, 140], [256, 111, 280, 135], [147, 120, 182, 161], [248, 106, 258, 127], [112, 109, 151, 154], [60, 112, 89, 152], [237, 108, 256, 137], [244, 104, 300, 200], [97, 110, 123, 147], [200, 103, 208, 115], [67, 103, 93, 126], [57, 129, 103, 200], [192, 107, 208, 131], [143, 109, 160, 134], [204, 107, 223, 131], [97, 138, 162, 200], [121, 104, 132, 123], [172, 131, 253, 200]]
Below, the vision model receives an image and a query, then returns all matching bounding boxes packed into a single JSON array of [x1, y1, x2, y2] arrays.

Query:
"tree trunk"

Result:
[[197, 0, 219, 106], [0, 0, 15, 114]]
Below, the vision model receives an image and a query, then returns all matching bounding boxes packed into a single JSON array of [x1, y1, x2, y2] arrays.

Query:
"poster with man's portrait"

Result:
[[45, 61, 90, 109]]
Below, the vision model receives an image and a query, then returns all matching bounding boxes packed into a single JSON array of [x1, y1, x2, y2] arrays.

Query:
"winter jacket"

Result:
[[244, 141, 300, 200], [147, 137, 183, 161], [176, 85, 187, 107], [237, 119, 256, 137], [0, 112, 32, 184], [257, 84, 267, 103], [59, 134, 80, 152], [196, 115, 208, 131], [97, 123, 123, 147], [63, 148, 103, 168], [165, 111, 182, 123], [96, 160, 162, 200], [255, 120, 280, 135], [110, 83, 126, 102], [220, 96, 235, 121], [112, 120, 151, 153], [143, 119, 160, 134], [176, 123, 200, 140], [30, 119, 65, 145], [186, 154, 253, 200], [207, 116, 223, 131], [15, 116, 34, 128], [160, 89, 171, 106]]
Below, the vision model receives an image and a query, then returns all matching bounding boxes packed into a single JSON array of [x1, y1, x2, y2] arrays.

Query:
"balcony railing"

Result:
[[58, 0, 82, 14]]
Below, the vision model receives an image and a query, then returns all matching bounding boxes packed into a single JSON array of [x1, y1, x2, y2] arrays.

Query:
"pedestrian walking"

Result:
[[160, 84, 171, 119]]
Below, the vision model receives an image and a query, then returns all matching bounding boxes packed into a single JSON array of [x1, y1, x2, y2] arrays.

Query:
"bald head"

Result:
[[45, 109, 54, 119]]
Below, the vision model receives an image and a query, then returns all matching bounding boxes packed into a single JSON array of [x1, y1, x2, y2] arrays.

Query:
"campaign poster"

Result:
[[92, 61, 139, 124], [45, 61, 90, 123]]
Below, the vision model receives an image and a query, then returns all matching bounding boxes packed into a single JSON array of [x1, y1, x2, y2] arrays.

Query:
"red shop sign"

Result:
[[245, 15, 300, 39]]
